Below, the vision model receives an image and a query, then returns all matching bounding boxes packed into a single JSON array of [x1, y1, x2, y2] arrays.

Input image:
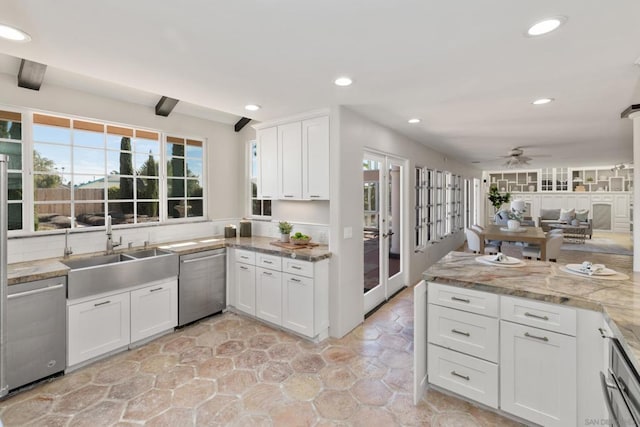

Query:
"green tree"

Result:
[[119, 137, 134, 213], [33, 150, 61, 188], [0, 120, 21, 140], [137, 151, 158, 217]]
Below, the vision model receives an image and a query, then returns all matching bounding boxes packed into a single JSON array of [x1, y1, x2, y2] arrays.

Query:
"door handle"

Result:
[[7, 283, 64, 299]]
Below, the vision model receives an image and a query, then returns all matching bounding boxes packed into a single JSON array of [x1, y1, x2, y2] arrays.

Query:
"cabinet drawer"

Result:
[[257, 253, 282, 271], [428, 282, 498, 317], [501, 296, 576, 336], [235, 249, 256, 264], [283, 258, 313, 278], [428, 344, 498, 408], [428, 304, 498, 363]]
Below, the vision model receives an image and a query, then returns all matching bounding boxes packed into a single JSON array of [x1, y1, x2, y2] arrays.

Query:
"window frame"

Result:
[[248, 140, 272, 219], [3, 106, 208, 236]]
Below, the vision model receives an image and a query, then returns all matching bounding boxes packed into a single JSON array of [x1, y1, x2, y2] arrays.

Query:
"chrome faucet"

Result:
[[105, 215, 122, 254], [63, 229, 73, 258]]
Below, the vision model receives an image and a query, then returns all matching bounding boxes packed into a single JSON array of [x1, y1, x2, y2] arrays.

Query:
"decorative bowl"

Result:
[[290, 236, 311, 245]]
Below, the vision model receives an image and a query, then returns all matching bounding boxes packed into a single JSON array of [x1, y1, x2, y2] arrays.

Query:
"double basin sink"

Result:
[[63, 248, 179, 300]]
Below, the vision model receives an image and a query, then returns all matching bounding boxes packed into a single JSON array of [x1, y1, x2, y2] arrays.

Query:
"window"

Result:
[[0, 110, 23, 231], [249, 141, 271, 217], [31, 114, 166, 230], [166, 136, 204, 219], [414, 167, 425, 248]]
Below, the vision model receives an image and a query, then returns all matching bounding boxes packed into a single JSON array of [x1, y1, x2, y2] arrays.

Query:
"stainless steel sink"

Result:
[[61, 253, 134, 270], [123, 248, 172, 259], [64, 249, 179, 300]]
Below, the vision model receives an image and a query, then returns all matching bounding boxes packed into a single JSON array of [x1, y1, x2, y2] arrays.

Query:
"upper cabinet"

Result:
[[257, 127, 278, 199], [302, 116, 330, 200], [255, 111, 330, 201]]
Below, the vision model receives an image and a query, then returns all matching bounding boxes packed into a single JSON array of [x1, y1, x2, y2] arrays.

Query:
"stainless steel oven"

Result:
[[601, 338, 640, 426]]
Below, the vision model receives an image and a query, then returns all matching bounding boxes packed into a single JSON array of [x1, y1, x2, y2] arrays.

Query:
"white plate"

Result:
[[499, 227, 527, 233], [478, 255, 522, 265], [565, 264, 617, 276]]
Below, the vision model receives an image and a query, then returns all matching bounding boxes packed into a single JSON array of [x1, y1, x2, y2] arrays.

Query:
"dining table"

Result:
[[480, 224, 548, 260]]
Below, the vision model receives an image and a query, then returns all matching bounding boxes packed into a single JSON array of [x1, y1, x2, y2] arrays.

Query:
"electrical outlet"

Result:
[[319, 231, 327, 243]]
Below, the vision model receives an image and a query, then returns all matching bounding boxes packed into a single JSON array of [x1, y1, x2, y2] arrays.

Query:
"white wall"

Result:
[[0, 72, 247, 261], [0, 72, 246, 221], [328, 106, 481, 338]]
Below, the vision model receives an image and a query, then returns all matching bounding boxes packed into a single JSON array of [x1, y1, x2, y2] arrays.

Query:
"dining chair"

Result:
[[466, 228, 500, 255], [522, 234, 564, 262]]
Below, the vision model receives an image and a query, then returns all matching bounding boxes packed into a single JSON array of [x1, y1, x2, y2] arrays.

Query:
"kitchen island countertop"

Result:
[[424, 251, 640, 375]]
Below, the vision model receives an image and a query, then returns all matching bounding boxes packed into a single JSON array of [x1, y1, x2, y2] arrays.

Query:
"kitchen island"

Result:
[[418, 251, 640, 426]]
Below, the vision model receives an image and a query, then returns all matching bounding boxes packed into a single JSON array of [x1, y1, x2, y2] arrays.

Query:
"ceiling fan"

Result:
[[500, 147, 541, 168]]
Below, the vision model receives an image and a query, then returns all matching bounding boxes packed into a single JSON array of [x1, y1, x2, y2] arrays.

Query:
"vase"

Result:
[[280, 234, 290, 243], [507, 220, 520, 230]]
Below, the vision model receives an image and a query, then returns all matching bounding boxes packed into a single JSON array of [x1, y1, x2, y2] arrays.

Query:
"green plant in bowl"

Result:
[[291, 232, 311, 245]]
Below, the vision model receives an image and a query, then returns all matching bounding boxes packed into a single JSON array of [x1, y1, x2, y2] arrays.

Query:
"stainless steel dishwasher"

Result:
[[178, 249, 226, 326], [7, 276, 67, 391]]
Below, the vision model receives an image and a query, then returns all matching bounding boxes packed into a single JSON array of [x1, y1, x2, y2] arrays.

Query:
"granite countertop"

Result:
[[423, 251, 640, 374], [7, 235, 331, 286]]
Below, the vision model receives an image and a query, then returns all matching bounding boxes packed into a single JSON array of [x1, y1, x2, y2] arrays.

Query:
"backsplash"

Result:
[[7, 219, 330, 264]]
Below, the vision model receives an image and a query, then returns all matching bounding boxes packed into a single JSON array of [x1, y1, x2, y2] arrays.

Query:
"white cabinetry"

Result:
[[68, 292, 131, 367], [278, 121, 303, 199], [234, 249, 256, 316], [256, 267, 282, 325], [68, 278, 178, 368], [228, 248, 329, 340], [257, 127, 278, 199], [500, 320, 576, 426], [254, 112, 329, 201], [302, 116, 330, 199], [427, 283, 499, 408], [130, 279, 178, 343]]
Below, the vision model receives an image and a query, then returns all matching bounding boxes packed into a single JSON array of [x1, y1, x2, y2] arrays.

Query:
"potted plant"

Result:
[[488, 186, 511, 213], [278, 221, 293, 242]]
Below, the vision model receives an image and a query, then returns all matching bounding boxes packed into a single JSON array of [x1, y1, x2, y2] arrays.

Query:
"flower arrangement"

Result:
[[488, 186, 511, 213]]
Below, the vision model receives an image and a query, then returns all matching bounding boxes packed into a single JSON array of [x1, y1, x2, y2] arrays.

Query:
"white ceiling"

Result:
[[0, 0, 639, 169]]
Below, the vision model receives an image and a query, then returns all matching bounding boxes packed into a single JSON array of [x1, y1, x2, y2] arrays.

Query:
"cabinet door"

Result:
[[500, 321, 576, 427], [256, 267, 283, 325], [302, 116, 330, 200], [235, 262, 256, 316], [68, 292, 130, 367], [130, 279, 178, 343], [257, 127, 278, 199], [278, 121, 302, 199], [282, 273, 314, 337]]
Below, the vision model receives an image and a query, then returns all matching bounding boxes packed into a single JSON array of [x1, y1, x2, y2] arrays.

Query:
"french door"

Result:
[[363, 152, 406, 314]]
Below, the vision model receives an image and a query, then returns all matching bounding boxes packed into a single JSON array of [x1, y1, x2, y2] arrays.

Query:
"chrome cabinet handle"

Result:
[[451, 371, 470, 381], [240, 255, 250, 259], [149, 287, 163, 292], [290, 278, 301, 283], [94, 300, 111, 307], [451, 329, 470, 337], [240, 266, 248, 270], [263, 271, 273, 276], [284, 195, 294, 198], [291, 265, 302, 270], [524, 332, 549, 342], [309, 195, 321, 198], [263, 260, 273, 264], [451, 296, 470, 303], [524, 312, 549, 321]]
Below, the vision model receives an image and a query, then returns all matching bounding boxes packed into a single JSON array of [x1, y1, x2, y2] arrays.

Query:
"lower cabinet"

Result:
[[228, 248, 329, 340], [282, 273, 314, 336], [130, 280, 178, 343], [68, 278, 177, 368], [500, 320, 576, 427], [235, 262, 256, 316], [68, 292, 131, 367], [256, 267, 282, 325], [420, 283, 598, 427]]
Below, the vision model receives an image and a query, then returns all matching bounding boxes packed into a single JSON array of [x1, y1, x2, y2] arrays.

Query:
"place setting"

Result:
[[475, 252, 526, 268], [560, 261, 629, 280]]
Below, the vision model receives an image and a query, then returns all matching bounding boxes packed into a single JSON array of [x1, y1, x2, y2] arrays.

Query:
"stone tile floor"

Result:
[[0, 286, 523, 426]]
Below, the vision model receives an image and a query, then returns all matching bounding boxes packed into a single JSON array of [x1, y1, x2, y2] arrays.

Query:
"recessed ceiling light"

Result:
[[334, 77, 353, 87], [526, 16, 566, 37], [532, 98, 554, 105], [244, 104, 261, 111], [408, 118, 421, 124], [0, 23, 31, 42]]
